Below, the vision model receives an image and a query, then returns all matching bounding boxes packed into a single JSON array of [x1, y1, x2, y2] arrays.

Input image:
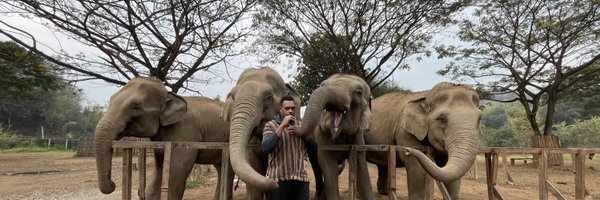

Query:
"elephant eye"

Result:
[[437, 115, 448, 124], [131, 103, 143, 112]]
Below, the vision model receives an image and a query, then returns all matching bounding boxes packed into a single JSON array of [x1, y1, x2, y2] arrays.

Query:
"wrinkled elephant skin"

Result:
[[365, 82, 482, 200], [297, 74, 374, 200], [94, 77, 234, 200], [221, 67, 314, 199]]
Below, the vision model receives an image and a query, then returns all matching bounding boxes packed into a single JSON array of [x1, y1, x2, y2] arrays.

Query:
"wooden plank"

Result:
[[160, 142, 173, 200], [388, 146, 397, 200], [575, 149, 586, 200], [472, 157, 479, 180], [435, 180, 451, 200], [479, 147, 542, 154], [492, 185, 505, 200], [138, 149, 147, 200], [425, 147, 434, 200], [485, 153, 495, 200], [501, 154, 513, 184], [492, 153, 499, 189], [545, 180, 567, 200], [122, 148, 132, 200], [219, 145, 230, 200], [539, 149, 548, 200], [349, 146, 357, 200]]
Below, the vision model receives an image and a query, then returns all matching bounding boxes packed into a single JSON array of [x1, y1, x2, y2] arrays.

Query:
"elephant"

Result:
[[296, 74, 374, 200], [221, 67, 325, 199], [94, 77, 234, 200], [365, 82, 482, 200]]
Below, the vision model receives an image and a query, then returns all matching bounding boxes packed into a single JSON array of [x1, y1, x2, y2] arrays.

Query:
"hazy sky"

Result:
[[0, 15, 454, 106]]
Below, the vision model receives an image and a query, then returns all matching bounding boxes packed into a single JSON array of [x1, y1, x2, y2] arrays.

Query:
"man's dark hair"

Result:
[[280, 95, 295, 106]]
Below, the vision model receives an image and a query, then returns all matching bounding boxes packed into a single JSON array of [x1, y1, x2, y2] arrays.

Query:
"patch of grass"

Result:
[[185, 179, 203, 189], [0, 146, 74, 153]]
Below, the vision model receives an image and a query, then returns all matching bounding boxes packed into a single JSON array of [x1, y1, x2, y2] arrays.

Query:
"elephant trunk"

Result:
[[297, 86, 348, 138], [94, 111, 125, 194], [228, 100, 278, 191], [405, 127, 479, 183]]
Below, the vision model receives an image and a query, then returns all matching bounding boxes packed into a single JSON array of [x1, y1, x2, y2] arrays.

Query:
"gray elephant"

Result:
[[221, 67, 312, 199], [296, 74, 374, 200], [365, 82, 482, 200], [94, 77, 234, 200]]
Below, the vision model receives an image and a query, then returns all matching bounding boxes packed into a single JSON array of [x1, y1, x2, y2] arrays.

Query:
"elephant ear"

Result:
[[360, 107, 372, 132], [220, 92, 234, 122], [160, 92, 188, 126], [285, 83, 302, 118], [400, 97, 429, 141]]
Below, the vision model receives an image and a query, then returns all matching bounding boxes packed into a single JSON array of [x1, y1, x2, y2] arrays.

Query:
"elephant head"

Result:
[[94, 77, 187, 194], [297, 74, 372, 140], [403, 82, 482, 183], [220, 67, 300, 191]]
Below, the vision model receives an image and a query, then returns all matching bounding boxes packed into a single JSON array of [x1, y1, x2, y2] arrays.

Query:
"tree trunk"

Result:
[[531, 135, 563, 166]]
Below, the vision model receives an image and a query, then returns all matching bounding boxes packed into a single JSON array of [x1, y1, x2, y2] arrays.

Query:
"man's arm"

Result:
[[261, 121, 282, 154], [261, 132, 280, 154]]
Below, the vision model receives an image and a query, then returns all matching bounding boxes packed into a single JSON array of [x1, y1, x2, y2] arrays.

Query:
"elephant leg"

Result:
[[245, 150, 267, 200], [405, 157, 429, 200], [306, 137, 324, 200], [213, 162, 235, 200], [444, 178, 461, 200], [167, 149, 197, 200], [376, 165, 389, 195], [146, 149, 164, 200], [356, 151, 374, 200], [319, 150, 341, 200]]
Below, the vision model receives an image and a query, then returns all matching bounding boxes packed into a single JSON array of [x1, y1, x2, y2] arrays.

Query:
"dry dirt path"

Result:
[[1, 151, 598, 199]]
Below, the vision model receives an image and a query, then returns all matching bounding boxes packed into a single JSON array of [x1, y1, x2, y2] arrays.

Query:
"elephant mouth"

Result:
[[330, 110, 345, 141]]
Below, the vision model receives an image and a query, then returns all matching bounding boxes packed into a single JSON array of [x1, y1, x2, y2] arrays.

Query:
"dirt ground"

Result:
[[1, 151, 599, 200]]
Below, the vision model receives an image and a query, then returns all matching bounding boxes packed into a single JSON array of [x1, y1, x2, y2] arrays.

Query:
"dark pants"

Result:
[[266, 180, 309, 200]]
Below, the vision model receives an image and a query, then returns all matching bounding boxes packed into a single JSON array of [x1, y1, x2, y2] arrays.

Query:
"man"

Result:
[[261, 95, 310, 200]]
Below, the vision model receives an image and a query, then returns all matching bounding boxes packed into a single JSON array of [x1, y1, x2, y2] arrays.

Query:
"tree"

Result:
[[291, 33, 410, 104], [254, 0, 470, 91], [557, 62, 600, 119], [555, 117, 600, 148], [0, 41, 63, 127], [0, 0, 255, 93], [0, 41, 61, 100], [438, 1, 600, 137]]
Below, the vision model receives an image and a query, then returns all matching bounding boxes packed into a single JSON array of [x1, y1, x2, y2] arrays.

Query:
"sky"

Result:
[[0, 15, 454, 106]]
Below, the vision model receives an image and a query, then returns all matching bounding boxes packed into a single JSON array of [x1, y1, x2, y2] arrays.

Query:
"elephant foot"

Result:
[[314, 193, 326, 200], [377, 187, 389, 196]]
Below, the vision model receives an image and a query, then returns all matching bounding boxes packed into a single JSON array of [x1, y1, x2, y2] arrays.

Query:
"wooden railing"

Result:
[[480, 147, 600, 200], [111, 141, 599, 200], [112, 141, 229, 200]]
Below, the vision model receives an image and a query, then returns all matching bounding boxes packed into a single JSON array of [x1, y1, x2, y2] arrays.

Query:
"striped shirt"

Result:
[[262, 120, 309, 182]]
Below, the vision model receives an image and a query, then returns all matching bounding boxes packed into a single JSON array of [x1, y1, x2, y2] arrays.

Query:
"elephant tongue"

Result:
[[331, 111, 343, 140]]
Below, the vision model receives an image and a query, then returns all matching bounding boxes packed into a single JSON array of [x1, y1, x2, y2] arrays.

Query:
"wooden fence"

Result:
[[481, 147, 600, 200], [111, 141, 599, 200]]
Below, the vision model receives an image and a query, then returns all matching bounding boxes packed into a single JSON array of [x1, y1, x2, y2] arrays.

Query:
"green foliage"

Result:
[[481, 102, 509, 129], [0, 146, 73, 153], [481, 102, 520, 147], [185, 179, 203, 189], [371, 80, 411, 98], [255, 0, 470, 93], [438, 1, 600, 136], [481, 124, 519, 147], [0, 124, 28, 149], [0, 41, 103, 138], [292, 33, 365, 104], [292, 33, 411, 104], [0, 41, 62, 101], [555, 117, 600, 148]]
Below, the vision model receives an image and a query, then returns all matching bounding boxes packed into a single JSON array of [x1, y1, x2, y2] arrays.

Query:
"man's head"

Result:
[[279, 95, 296, 117]]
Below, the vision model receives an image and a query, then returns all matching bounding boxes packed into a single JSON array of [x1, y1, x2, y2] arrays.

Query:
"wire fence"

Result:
[[0, 137, 79, 150]]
